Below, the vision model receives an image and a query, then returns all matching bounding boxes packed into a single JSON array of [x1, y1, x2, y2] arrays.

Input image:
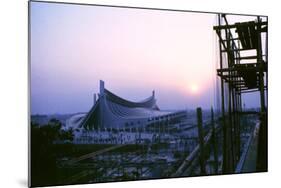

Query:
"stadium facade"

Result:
[[68, 80, 187, 131]]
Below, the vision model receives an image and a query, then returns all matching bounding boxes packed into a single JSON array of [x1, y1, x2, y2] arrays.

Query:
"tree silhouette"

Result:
[[31, 119, 74, 187]]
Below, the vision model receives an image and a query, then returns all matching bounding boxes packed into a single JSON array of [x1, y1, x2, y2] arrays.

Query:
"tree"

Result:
[[31, 118, 74, 187]]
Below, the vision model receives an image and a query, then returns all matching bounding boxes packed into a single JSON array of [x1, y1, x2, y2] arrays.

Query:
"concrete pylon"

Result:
[[99, 80, 105, 128], [93, 93, 97, 105]]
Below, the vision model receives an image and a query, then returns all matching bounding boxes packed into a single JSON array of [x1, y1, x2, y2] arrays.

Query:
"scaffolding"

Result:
[[213, 14, 268, 173]]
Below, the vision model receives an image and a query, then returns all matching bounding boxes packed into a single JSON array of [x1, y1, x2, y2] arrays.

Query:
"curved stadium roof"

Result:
[[78, 80, 183, 130]]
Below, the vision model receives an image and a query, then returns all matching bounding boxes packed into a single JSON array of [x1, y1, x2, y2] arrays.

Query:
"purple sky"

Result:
[[30, 2, 262, 114]]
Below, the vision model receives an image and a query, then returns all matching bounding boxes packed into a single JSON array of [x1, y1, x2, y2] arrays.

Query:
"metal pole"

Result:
[[225, 19, 234, 172], [217, 13, 228, 173], [197, 107, 206, 175], [256, 16, 268, 172], [211, 107, 219, 173]]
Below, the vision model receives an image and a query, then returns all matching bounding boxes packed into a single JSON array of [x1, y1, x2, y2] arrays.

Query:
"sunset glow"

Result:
[[189, 83, 199, 94], [30, 2, 216, 114]]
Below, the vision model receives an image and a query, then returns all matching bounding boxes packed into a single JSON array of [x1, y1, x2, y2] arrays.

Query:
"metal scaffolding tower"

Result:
[[213, 14, 268, 173]]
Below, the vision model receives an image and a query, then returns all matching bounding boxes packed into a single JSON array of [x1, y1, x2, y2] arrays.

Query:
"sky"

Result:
[[30, 2, 262, 114]]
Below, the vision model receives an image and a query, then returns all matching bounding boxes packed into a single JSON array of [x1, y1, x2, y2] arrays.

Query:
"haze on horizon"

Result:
[[30, 2, 260, 115]]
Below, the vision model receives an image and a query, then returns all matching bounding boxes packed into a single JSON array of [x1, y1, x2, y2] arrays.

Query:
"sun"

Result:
[[189, 83, 199, 94]]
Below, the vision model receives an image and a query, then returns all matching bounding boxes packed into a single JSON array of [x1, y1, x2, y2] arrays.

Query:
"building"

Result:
[[69, 80, 186, 131]]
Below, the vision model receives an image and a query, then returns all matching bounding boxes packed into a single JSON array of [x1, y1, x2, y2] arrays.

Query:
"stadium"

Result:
[[67, 80, 187, 131]]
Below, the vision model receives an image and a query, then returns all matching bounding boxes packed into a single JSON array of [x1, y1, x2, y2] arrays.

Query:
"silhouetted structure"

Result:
[[213, 14, 268, 173]]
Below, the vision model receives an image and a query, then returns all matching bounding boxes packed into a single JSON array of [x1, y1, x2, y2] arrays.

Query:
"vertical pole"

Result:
[[256, 17, 266, 113], [236, 36, 242, 162], [225, 21, 234, 172], [197, 107, 206, 175], [211, 107, 219, 173], [256, 16, 267, 171], [217, 13, 228, 173], [232, 36, 239, 164], [235, 93, 241, 161], [232, 90, 238, 164]]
